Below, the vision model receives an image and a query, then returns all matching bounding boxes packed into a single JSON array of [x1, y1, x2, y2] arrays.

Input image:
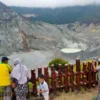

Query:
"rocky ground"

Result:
[[1, 2, 100, 70], [7, 50, 77, 74], [53, 88, 97, 100], [0, 86, 98, 100], [1, 2, 100, 59], [28, 87, 98, 100]]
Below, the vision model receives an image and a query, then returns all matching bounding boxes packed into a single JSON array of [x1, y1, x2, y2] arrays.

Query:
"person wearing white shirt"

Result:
[[37, 74, 49, 100], [11, 58, 28, 100]]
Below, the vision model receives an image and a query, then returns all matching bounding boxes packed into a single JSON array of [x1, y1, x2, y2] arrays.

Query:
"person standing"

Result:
[[93, 58, 100, 100], [93, 59, 100, 93], [37, 74, 49, 100], [11, 58, 28, 100], [0, 57, 12, 100]]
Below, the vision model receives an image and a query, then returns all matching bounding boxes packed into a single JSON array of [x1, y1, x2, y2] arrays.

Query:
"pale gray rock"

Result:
[[0, 2, 100, 65]]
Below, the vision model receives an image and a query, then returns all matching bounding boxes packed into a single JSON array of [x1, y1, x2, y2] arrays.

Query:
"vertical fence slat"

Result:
[[76, 58, 81, 72], [70, 64, 74, 91], [38, 67, 42, 76], [64, 64, 69, 92], [31, 70, 37, 96], [95, 61, 98, 83], [58, 64, 63, 88], [76, 58, 81, 90], [51, 65, 56, 92], [44, 67, 49, 85], [82, 62, 87, 89], [87, 61, 92, 88], [91, 61, 96, 87]]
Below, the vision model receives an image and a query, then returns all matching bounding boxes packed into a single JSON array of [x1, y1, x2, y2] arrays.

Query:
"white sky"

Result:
[[0, 0, 100, 8]]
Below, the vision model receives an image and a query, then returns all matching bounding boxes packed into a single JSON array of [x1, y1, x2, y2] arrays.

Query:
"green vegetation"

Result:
[[0, 87, 3, 100], [11, 5, 100, 24], [28, 82, 33, 90], [0, 87, 3, 93], [48, 58, 68, 70], [92, 96, 97, 100]]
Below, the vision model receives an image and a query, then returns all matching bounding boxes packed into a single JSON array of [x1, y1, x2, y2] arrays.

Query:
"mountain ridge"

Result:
[[0, 2, 87, 56], [11, 5, 100, 24], [1, 2, 100, 61]]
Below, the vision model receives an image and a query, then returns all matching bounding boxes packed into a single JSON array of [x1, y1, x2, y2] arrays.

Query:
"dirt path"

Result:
[[53, 88, 98, 100], [28, 87, 98, 100]]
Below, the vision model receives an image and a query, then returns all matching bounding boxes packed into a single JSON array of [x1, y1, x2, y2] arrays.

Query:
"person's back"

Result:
[[0, 57, 12, 100], [0, 63, 12, 86], [11, 58, 28, 100], [93, 59, 100, 100], [18, 65, 28, 84]]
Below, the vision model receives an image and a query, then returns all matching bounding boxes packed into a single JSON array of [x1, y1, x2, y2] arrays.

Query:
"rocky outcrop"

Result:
[[0, 2, 88, 56], [1, 2, 100, 59]]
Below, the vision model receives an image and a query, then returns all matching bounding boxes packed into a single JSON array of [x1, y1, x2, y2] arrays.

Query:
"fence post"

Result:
[[70, 64, 74, 91], [92, 61, 97, 86], [38, 67, 42, 76], [58, 64, 63, 89], [51, 64, 55, 71], [76, 58, 81, 91], [31, 70, 37, 96], [82, 62, 87, 90], [76, 58, 81, 72], [51, 64, 56, 92], [44, 67, 49, 85], [64, 64, 69, 92], [87, 61, 92, 89], [95, 61, 98, 84]]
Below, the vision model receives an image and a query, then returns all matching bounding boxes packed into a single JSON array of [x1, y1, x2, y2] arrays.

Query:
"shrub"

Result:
[[48, 58, 68, 70]]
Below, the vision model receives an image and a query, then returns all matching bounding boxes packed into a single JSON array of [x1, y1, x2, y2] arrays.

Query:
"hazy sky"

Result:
[[0, 0, 100, 8]]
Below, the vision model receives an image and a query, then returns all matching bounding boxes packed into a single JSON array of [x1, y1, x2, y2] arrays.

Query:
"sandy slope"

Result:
[[54, 88, 98, 100]]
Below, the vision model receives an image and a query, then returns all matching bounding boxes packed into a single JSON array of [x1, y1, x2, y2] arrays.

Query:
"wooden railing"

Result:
[[30, 58, 98, 96]]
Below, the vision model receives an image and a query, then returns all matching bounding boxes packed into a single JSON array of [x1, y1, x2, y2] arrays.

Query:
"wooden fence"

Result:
[[30, 58, 98, 96]]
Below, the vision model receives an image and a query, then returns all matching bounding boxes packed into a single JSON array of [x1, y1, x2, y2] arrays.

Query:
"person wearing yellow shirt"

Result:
[[0, 57, 12, 100]]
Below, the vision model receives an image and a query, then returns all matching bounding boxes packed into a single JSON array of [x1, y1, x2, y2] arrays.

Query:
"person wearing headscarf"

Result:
[[11, 58, 28, 100]]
